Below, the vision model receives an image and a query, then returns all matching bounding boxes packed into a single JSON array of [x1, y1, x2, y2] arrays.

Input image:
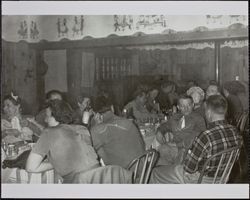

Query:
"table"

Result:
[[1, 143, 62, 184]]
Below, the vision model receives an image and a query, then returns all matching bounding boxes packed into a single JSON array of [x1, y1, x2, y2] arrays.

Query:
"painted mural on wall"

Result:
[[114, 15, 167, 32], [17, 20, 28, 39], [2, 15, 248, 42], [57, 16, 84, 38], [206, 15, 247, 25], [17, 20, 39, 40]]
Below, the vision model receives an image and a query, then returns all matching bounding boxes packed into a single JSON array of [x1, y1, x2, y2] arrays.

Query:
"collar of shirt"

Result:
[[207, 120, 227, 129], [102, 111, 116, 123]]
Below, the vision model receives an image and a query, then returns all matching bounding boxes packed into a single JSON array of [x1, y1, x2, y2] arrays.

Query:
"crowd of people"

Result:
[[1, 79, 247, 184]]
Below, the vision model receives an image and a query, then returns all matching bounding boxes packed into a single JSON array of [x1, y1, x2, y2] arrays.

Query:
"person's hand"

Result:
[[2, 129, 20, 137], [164, 132, 174, 143], [26, 117, 36, 123], [156, 130, 167, 144], [93, 113, 103, 125]]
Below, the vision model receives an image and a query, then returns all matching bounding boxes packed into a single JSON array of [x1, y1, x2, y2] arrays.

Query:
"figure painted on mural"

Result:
[[80, 15, 84, 35], [57, 18, 68, 38], [17, 20, 28, 39], [114, 15, 120, 32], [57, 18, 61, 37], [114, 15, 133, 32], [229, 15, 242, 24], [72, 16, 81, 37], [30, 21, 39, 39], [206, 15, 223, 24], [136, 15, 167, 30]]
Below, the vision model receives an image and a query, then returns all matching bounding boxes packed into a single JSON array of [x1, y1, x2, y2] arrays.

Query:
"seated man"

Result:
[[155, 94, 206, 165], [150, 95, 242, 184], [124, 87, 158, 123], [26, 100, 100, 183], [156, 81, 179, 112], [72, 93, 94, 128], [91, 95, 145, 169], [35, 90, 64, 127]]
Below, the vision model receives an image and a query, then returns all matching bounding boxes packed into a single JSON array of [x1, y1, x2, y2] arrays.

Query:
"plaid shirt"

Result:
[[184, 120, 242, 177]]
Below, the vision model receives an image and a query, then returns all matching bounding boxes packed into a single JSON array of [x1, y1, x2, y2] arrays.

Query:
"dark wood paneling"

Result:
[[2, 40, 38, 115]]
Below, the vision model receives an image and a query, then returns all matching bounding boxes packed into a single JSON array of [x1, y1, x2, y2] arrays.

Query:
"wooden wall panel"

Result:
[[2, 41, 38, 115], [137, 47, 215, 90], [220, 46, 249, 110]]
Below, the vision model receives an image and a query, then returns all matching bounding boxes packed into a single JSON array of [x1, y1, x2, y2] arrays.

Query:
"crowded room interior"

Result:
[[1, 14, 249, 185]]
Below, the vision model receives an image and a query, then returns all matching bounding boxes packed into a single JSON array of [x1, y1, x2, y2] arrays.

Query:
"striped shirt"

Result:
[[184, 120, 242, 177]]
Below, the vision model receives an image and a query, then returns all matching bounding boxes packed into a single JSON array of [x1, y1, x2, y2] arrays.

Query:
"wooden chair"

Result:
[[127, 149, 159, 184], [236, 111, 249, 133], [229, 111, 249, 183], [197, 145, 241, 184]]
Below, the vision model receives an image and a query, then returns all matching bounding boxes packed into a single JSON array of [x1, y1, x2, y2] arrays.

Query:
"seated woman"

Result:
[[26, 99, 100, 183], [1, 92, 43, 144], [186, 86, 206, 119]]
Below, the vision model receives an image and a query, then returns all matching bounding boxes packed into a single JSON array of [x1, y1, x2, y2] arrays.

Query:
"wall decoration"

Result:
[[17, 20, 39, 40], [30, 21, 39, 39], [57, 16, 84, 38], [114, 15, 133, 32], [206, 15, 223, 24], [221, 40, 248, 48], [17, 20, 28, 39], [114, 15, 167, 32], [206, 15, 247, 26], [229, 15, 246, 24], [57, 18, 69, 37], [72, 15, 84, 37], [3, 15, 247, 42], [135, 15, 167, 30]]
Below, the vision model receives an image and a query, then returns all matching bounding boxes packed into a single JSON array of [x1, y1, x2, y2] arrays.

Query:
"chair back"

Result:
[[236, 111, 249, 133], [197, 145, 241, 184], [127, 149, 159, 184]]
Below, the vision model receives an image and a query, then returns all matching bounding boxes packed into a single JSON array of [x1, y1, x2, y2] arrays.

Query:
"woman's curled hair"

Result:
[[46, 99, 73, 124]]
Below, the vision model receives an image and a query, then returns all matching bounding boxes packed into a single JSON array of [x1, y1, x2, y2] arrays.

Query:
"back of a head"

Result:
[[223, 81, 246, 96], [132, 87, 146, 100], [47, 99, 73, 124], [161, 81, 175, 88], [205, 95, 228, 116], [46, 90, 63, 101], [92, 95, 113, 114], [206, 84, 220, 98]]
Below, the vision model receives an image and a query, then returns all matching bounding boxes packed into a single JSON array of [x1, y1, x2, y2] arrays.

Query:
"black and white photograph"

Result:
[[1, 1, 249, 199]]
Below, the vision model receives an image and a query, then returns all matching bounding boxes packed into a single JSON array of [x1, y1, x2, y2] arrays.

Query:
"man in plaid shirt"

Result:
[[150, 95, 242, 183]]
